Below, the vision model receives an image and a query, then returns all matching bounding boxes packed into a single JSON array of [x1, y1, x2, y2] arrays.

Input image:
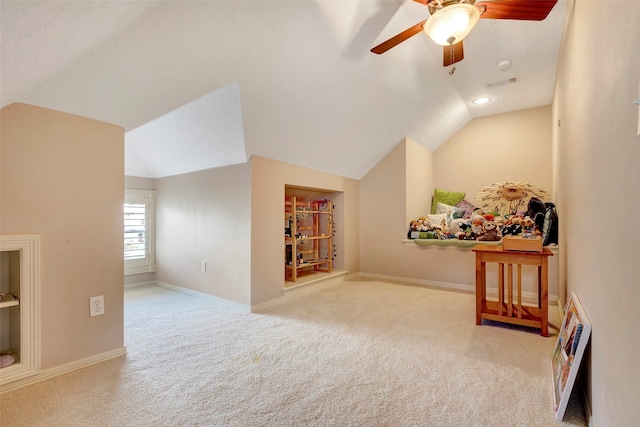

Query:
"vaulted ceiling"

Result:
[[0, 0, 566, 179]]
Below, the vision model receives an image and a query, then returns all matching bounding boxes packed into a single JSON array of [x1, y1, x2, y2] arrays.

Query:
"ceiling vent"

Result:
[[487, 76, 519, 88]]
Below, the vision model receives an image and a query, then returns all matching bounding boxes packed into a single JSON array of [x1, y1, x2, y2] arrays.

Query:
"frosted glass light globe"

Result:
[[424, 4, 481, 46]]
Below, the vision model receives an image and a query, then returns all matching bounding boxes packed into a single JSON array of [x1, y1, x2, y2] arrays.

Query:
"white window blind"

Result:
[[124, 189, 156, 275], [124, 202, 146, 260]]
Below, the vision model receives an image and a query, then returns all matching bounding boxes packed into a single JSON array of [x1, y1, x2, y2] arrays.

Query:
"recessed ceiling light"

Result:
[[473, 97, 490, 105], [498, 59, 512, 71]]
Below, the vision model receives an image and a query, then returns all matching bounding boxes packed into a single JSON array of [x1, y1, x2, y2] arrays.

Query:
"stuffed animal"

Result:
[[478, 221, 501, 241], [462, 226, 476, 240], [410, 216, 432, 232], [470, 208, 485, 222], [448, 218, 468, 235], [0, 354, 15, 368], [430, 218, 444, 231], [502, 222, 523, 236], [502, 214, 524, 236], [471, 218, 485, 239], [441, 220, 450, 236], [510, 215, 523, 226], [521, 216, 536, 237]]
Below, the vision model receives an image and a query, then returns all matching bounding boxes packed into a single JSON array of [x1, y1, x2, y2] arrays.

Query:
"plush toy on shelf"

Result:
[[521, 216, 539, 237], [502, 214, 524, 236], [477, 220, 501, 241], [471, 218, 485, 239], [470, 208, 485, 222], [409, 215, 432, 232], [448, 218, 468, 236], [0, 354, 15, 368]]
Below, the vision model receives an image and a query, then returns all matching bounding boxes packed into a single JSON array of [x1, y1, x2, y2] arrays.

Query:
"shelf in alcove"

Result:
[[0, 293, 19, 309]]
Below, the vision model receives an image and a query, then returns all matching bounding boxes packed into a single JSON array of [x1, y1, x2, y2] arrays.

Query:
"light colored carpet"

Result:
[[1, 280, 586, 426]]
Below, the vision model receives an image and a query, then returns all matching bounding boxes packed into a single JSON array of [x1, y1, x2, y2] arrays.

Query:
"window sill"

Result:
[[403, 239, 559, 254], [124, 264, 156, 276]]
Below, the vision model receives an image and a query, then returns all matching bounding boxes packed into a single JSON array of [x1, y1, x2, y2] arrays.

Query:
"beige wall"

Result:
[[136, 156, 359, 309], [360, 139, 413, 274], [360, 125, 558, 300], [434, 105, 553, 204], [154, 164, 252, 307], [554, 1, 640, 424], [405, 138, 434, 223], [360, 138, 474, 284], [124, 175, 155, 191], [0, 103, 124, 369], [250, 156, 359, 306]]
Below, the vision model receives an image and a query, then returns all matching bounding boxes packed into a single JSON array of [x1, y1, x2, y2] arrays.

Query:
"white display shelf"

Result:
[[0, 293, 19, 309]]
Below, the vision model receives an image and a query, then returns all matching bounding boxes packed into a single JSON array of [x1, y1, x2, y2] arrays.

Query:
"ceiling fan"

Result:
[[371, 0, 558, 67]]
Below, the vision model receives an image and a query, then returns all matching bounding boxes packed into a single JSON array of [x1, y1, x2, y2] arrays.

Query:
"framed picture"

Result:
[[551, 292, 591, 421]]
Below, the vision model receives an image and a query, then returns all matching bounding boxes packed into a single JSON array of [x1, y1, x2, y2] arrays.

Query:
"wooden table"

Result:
[[472, 244, 553, 337]]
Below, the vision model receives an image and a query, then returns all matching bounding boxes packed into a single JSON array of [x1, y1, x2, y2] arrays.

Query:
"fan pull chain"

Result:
[[447, 38, 456, 75]]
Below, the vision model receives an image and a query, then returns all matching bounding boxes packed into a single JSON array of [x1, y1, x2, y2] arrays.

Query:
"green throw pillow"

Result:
[[431, 188, 466, 214]]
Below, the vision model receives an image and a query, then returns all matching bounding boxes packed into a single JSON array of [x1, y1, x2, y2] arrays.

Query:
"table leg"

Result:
[[507, 263, 514, 317], [537, 265, 542, 309], [498, 263, 505, 316], [476, 256, 484, 325], [517, 264, 522, 319], [540, 260, 549, 337]]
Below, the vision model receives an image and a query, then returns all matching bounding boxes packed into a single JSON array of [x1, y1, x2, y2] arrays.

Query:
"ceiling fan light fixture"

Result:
[[423, 3, 480, 46]]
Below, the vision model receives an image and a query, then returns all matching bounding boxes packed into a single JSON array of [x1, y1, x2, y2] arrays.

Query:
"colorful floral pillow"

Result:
[[455, 199, 476, 219]]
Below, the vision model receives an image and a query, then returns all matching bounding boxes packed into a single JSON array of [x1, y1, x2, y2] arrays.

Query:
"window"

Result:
[[124, 189, 156, 275]]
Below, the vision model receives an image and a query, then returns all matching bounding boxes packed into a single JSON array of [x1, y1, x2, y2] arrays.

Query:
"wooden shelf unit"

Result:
[[1, 235, 40, 387], [0, 292, 19, 309], [1, 249, 21, 366], [284, 197, 333, 282]]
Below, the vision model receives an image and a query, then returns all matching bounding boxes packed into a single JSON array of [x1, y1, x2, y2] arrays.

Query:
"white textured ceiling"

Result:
[[0, 0, 566, 179], [125, 81, 246, 178]]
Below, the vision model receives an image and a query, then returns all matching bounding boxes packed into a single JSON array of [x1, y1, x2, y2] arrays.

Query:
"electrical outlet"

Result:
[[89, 295, 105, 317]]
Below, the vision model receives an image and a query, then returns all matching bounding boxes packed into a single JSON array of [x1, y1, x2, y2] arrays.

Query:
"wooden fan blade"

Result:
[[476, 0, 558, 21], [370, 20, 427, 54], [443, 41, 464, 67]]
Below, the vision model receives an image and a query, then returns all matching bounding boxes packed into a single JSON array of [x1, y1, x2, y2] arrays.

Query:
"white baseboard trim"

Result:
[[557, 299, 566, 320], [357, 272, 558, 304], [250, 271, 347, 312], [135, 277, 349, 314], [0, 347, 126, 395], [153, 281, 252, 313], [578, 376, 594, 427], [358, 272, 474, 292], [344, 272, 360, 281], [280, 270, 347, 293], [124, 280, 156, 289]]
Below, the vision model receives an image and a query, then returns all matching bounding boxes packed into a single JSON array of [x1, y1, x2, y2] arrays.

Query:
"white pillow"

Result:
[[436, 202, 464, 219], [427, 213, 448, 227]]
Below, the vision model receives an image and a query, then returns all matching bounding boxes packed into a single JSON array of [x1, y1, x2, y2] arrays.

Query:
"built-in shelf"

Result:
[[285, 197, 333, 283], [0, 235, 41, 389], [0, 293, 19, 309]]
